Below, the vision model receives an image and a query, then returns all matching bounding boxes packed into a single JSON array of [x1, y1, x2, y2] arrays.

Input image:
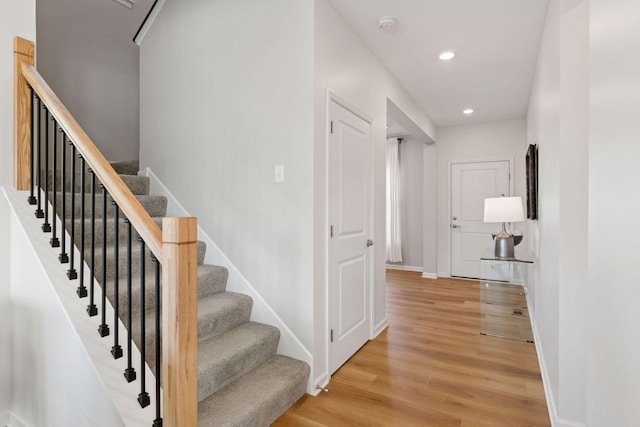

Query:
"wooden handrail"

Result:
[[20, 62, 163, 259]]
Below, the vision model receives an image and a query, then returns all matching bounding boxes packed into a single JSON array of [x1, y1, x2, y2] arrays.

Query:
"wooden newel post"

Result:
[[13, 37, 34, 191], [162, 217, 198, 426]]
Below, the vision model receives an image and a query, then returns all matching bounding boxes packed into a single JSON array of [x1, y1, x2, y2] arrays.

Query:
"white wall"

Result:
[[436, 119, 528, 277], [558, 0, 588, 422], [422, 143, 437, 277], [0, 0, 35, 418], [526, 0, 562, 415], [0, 191, 11, 421], [140, 0, 315, 359], [526, 0, 589, 424], [2, 189, 127, 427], [313, 0, 436, 386], [0, 0, 36, 186], [397, 137, 423, 269], [587, 0, 640, 424], [36, 0, 145, 161]]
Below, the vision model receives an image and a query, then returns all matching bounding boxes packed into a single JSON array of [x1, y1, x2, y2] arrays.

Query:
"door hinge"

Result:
[[330, 225, 333, 238], [330, 329, 334, 343], [330, 121, 334, 134]]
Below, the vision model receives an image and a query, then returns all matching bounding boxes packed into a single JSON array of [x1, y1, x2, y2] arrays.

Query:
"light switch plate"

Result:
[[275, 165, 284, 183]]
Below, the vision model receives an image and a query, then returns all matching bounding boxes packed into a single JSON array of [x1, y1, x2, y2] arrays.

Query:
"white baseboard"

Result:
[[373, 318, 388, 338], [527, 295, 585, 427], [144, 168, 314, 392], [438, 271, 451, 278], [385, 264, 423, 272], [421, 272, 437, 279]]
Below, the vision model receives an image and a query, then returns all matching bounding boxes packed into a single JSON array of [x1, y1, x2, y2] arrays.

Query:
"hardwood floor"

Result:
[[273, 270, 550, 427]]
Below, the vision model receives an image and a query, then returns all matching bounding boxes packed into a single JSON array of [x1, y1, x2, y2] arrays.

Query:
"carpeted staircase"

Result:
[[57, 160, 309, 426]]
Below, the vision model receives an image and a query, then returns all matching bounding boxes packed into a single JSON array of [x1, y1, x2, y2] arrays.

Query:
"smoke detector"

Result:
[[379, 16, 397, 30]]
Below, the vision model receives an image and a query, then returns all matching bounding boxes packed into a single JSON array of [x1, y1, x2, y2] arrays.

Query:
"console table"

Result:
[[479, 252, 534, 342]]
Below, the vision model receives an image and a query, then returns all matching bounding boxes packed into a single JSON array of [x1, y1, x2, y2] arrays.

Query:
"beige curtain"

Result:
[[386, 138, 402, 263]]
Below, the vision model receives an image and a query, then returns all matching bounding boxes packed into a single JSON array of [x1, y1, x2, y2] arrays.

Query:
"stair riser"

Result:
[[198, 296, 253, 343], [66, 218, 162, 254], [66, 219, 209, 265], [65, 217, 161, 249], [43, 171, 150, 195], [41, 161, 139, 179], [104, 265, 229, 321], [91, 240, 206, 282], [195, 266, 228, 298], [54, 193, 167, 220]]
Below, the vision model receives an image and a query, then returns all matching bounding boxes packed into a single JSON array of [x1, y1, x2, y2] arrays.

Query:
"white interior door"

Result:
[[450, 161, 510, 278], [328, 100, 372, 374]]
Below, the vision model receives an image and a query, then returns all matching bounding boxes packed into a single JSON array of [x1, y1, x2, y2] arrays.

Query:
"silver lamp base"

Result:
[[494, 226, 515, 258]]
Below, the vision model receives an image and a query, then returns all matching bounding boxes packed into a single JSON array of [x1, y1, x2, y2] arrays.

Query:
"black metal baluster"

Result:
[[124, 218, 136, 382], [74, 155, 86, 290], [112, 204, 122, 359], [49, 120, 59, 247], [35, 98, 43, 218], [138, 238, 150, 408], [28, 87, 36, 205], [59, 131, 69, 263], [42, 107, 51, 232], [152, 255, 162, 427], [87, 169, 98, 316], [98, 185, 109, 337]]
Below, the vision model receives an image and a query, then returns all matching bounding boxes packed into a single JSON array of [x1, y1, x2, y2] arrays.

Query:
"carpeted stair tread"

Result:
[[110, 160, 139, 176], [198, 355, 309, 427], [107, 264, 228, 319], [131, 291, 253, 375], [66, 216, 164, 249], [197, 322, 280, 401], [92, 240, 206, 281], [57, 193, 167, 219], [197, 292, 253, 342], [48, 172, 149, 195]]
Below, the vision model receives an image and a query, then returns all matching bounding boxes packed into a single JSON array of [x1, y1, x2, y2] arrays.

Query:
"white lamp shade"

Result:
[[484, 197, 525, 223]]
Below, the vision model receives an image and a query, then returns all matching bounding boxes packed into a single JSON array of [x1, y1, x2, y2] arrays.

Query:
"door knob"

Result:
[[366, 239, 374, 247], [451, 224, 460, 229]]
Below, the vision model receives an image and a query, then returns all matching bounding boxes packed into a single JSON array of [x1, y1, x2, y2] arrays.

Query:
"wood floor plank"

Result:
[[273, 270, 550, 427]]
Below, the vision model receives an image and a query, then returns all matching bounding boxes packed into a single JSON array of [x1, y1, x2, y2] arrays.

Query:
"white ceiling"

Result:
[[328, 0, 549, 128]]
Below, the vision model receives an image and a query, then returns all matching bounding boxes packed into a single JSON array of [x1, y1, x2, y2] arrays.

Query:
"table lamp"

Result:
[[484, 196, 525, 258]]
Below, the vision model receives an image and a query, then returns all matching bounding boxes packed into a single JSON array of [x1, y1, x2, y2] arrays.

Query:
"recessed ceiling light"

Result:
[[463, 109, 474, 115], [439, 51, 455, 61]]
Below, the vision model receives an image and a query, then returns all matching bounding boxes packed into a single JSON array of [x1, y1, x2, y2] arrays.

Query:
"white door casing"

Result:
[[328, 99, 372, 375], [450, 160, 510, 278]]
